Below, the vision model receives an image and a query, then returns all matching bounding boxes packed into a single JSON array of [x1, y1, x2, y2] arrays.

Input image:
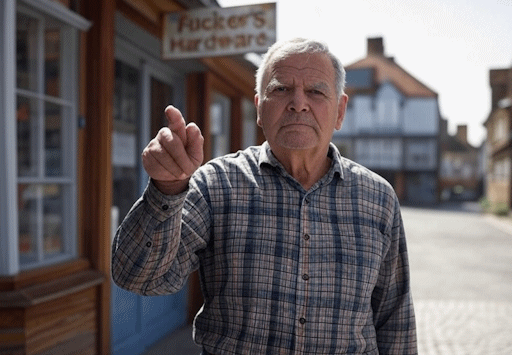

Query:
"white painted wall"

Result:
[[403, 98, 439, 135]]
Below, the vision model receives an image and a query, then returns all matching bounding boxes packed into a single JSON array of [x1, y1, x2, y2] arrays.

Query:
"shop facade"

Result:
[[0, 1, 270, 354]]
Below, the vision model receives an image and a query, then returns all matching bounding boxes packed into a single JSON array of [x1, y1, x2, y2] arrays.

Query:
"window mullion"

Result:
[[36, 185, 44, 262], [0, 0, 19, 276], [37, 16, 45, 179], [35, 13, 45, 263]]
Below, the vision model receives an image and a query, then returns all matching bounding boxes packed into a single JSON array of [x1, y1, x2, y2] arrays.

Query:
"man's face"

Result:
[[255, 52, 348, 154]]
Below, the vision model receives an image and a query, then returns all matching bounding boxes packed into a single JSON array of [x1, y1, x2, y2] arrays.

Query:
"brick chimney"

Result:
[[367, 37, 384, 56], [490, 69, 508, 109], [456, 125, 468, 144]]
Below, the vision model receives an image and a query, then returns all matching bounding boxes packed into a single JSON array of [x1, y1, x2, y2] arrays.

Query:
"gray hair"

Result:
[[255, 38, 346, 99]]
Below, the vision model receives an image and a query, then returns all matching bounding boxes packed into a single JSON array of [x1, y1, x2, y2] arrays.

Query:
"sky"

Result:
[[218, 0, 512, 146]]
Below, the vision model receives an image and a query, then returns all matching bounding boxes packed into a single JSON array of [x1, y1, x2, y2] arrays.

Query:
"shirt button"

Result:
[[302, 274, 309, 281], [162, 204, 169, 211], [303, 234, 310, 240], [146, 241, 152, 247], [304, 197, 310, 204], [299, 317, 306, 324]]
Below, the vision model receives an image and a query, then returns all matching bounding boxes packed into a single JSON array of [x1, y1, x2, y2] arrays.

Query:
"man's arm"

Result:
[[111, 182, 191, 295], [372, 199, 418, 354], [111, 106, 206, 295]]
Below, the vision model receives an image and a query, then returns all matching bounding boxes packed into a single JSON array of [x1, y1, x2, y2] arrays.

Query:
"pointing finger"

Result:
[[164, 105, 187, 145]]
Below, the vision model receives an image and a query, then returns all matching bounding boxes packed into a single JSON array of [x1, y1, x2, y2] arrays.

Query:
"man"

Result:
[[112, 38, 417, 354]]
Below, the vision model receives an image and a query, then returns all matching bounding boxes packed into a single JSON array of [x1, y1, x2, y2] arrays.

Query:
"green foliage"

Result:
[[479, 198, 510, 216], [493, 203, 510, 217], [479, 198, 491, 213]]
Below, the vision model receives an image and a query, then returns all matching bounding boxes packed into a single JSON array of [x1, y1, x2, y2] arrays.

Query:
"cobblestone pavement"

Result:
[[415, 299, 512, 355]]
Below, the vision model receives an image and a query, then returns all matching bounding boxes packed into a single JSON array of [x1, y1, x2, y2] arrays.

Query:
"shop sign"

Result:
[[162, 3, 276, 59]]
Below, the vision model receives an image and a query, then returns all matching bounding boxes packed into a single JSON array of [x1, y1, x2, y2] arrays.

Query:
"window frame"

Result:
[[0, 0, 90, 276]]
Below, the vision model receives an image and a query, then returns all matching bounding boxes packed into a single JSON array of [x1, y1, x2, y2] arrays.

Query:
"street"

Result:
[[145, 203, 512, 354], [403, 203, 512, 354]]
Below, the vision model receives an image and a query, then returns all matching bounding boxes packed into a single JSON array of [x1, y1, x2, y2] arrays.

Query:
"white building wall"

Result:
[[374, 83, 402, 131], [403, 98, 439, 135], [355, 138, 403, 170], [338, 95, 373, 135]]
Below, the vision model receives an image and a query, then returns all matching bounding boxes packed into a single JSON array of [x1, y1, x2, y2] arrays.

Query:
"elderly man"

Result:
[[112, 38, 417, 354]]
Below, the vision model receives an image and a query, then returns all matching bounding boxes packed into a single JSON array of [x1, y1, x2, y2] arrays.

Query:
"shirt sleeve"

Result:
[[111, 179, 209, 296], [372, 197, 418, 354]]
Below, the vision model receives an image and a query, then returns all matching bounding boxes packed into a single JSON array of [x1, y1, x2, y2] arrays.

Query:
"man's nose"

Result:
[[287, 89, 310, 112]]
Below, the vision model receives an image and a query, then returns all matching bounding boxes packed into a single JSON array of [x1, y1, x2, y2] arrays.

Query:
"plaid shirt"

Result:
[[112, 142, 417, 354]]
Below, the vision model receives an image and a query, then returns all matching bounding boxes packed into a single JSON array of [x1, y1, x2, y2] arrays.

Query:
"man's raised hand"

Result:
[[142, 105, 204, 195]]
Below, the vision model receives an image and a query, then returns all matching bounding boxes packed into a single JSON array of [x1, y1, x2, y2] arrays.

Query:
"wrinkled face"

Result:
[[255, 52, 348, 154]]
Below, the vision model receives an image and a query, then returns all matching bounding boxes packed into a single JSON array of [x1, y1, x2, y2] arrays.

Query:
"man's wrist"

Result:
[[151, 178, 190, 196]]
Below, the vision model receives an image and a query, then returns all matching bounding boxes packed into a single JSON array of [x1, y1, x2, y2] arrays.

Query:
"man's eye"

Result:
[[274, 86, 287, 92]]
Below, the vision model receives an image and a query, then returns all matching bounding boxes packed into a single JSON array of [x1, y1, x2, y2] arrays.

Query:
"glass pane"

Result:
[[112, 167, 139, 221], [242, 98, 257, 149], [18, 184, 39, 265], [45, 27, 61, 97], [45, 102, 63, 176], [150, 77, 173, 138], [210, 91, 231, 158], [17, 95, 39, 177], [43, 184, 63, 256], [16, 13, 38, 91], [114, 60, 140, 127], [112, 61, 140, 223]]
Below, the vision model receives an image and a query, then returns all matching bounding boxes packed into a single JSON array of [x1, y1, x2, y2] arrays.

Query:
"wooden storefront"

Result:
[[0, 0, 265, 354]]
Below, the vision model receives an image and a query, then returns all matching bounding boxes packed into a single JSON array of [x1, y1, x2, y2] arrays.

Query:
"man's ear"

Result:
[[335, 94, 349, 130], [254, 94, 263, 127]]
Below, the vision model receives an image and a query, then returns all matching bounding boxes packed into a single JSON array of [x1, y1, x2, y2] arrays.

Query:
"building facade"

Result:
[[333, 37, 441, 205], [439, 121, 483, 201], [484, 67, 512, 211], [0, 0, 269, 354]]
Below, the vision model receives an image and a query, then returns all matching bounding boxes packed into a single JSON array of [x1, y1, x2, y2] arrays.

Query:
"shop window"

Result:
[[405, 140, 437, 170], [210, 91, 231, 158], [355, 138, 402, 169], [242, 98, 257, 149], [4, 1, 88, 272], [112, 61, 140, 223]]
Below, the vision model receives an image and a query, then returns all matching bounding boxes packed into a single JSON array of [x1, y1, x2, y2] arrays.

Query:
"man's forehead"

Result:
[[268, 53, 334, 81]]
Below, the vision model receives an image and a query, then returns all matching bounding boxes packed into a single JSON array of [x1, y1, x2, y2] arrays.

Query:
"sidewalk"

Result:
[[142, 324, 200, 355], [415, 299, 512, 354]]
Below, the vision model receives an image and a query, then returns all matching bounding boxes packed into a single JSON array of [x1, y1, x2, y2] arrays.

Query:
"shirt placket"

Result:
[[295, 193, 311, 354]]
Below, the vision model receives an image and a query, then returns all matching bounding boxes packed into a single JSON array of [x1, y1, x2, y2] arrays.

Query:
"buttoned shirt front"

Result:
[[112, 142, 417, 354]]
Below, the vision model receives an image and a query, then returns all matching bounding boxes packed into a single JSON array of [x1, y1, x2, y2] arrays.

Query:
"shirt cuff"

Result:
[[144, 180, 188, 222]]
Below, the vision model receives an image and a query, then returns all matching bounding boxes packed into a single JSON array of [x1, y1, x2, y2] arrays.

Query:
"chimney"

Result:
[[456, 125, 468, 144], [490, 69, 508, 109], [367, 37, 384, 56]]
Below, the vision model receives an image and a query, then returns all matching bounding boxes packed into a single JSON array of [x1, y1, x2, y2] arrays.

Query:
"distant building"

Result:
[[484, 66, 512, 209], [333, 37, 441, 205], [439, 121, 483, 201]]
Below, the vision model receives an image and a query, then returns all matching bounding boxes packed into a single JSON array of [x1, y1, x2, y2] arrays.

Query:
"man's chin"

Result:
[[275, 133, 318, 151]]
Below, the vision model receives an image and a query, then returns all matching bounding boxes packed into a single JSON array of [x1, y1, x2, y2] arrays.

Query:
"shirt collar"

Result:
[[258, 141, 344, 181]]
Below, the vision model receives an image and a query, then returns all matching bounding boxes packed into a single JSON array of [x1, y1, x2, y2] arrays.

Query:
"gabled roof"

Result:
[[346, 55, 438, 98]]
